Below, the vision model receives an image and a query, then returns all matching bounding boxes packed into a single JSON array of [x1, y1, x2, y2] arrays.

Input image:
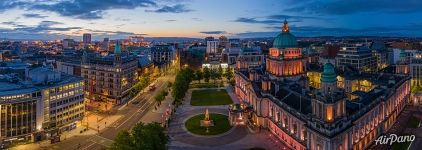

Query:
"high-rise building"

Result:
[[63, 39, 74, 49], [102, 38, 109, 51], [83, 33, 91, 47], [206, 41, 219, 55], [204, 37, 214, 45], [81, 41, 138, 104], [218, 36, 229, 48]]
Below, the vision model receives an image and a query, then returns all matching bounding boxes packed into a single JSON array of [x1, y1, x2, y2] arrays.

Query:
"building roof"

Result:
[[115, 40, 121, 54], [321, 63, 337, 83], [273, 20, 298, 49]]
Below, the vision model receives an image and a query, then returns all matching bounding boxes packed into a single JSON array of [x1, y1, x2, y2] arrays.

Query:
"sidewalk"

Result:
[[141, 91, 173, 124], [11, 110, 123, 150]]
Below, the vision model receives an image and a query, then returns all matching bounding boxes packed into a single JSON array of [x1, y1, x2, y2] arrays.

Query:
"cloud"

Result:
[[166, 19, 177, 22], [233, 15, 315, 25], [23, 13, 47, 18], [85, 29, 141, 36], [285, 0, 422, 15], [236, 23, 422, 38], [192, 18, 201, 21], [1, 0, 156, 20], [11, 20, 81, 33], [2, 21, 20, 26], [146, 4, 192, 13], [0, 1, 27, 12], [199, 31, 227, 34]]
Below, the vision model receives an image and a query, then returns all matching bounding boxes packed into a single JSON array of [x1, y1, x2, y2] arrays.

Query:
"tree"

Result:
[[224, 68, 234, 81], [217, 65, 223, 80], [155, 90, 168, 106], [210, 69, 218, 84], [153, 66, 160, 77], [203, 67, 210, 83], [195, 69, 203, 83], [171, 68, 193, 102], [167, 81, 172, 88], [109, 122, 168, 150], [110, 131, 134, 150]]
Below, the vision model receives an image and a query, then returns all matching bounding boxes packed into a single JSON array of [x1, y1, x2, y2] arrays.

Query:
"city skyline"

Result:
[[0, 0, 421, 40]]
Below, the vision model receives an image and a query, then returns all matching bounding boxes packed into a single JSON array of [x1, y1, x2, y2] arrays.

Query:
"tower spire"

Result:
[[282, 19, 289, 33], [115, 40, 121, 55]]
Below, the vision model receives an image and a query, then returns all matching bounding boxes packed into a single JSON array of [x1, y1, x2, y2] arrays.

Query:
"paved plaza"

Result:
[[168, 87, 291, 150]]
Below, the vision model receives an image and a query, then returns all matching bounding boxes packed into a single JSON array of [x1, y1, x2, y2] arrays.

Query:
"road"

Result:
[[47, 74, 173, 150]]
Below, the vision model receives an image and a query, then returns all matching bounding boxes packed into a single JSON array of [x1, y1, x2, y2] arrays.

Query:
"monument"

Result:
[[200, 108, 214, 133]]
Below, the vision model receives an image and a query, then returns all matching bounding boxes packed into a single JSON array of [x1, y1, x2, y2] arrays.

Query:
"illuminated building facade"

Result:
[[150, 45, 175, 66], [81, 41, 138, 104], [336, 45, 376, 73], [0, 67, 84, 144], [266, 20, 307, 81], [370, 41, 388, 71], [410, 54, 422, 104], [234, 20, 410, 150]]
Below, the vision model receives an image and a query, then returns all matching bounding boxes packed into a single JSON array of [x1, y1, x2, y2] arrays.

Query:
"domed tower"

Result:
[[320, 63, 337, 94], [266, 19, 307, 81], [312, 62, 346, 123]]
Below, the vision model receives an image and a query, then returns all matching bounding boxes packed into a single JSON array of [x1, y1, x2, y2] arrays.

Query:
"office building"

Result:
[[101, 38, 109, 51], [0, 67, 84, 144], [336, 45, 376, 73], [62, 39, 74, 50], [150, 45, 175, 66], [82, 33, 91, 47], [81, 41, 138, 104]]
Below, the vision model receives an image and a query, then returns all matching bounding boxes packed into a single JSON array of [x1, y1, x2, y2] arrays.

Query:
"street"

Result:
[[12, 74, 174, 150]]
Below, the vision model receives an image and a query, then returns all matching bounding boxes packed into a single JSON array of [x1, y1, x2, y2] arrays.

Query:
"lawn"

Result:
[[190, 89, 233, 106], [392, 116, 420, 150], [190, 82, 224, 88], [185, 113, 232, 135], [408, 116, 420, 128]]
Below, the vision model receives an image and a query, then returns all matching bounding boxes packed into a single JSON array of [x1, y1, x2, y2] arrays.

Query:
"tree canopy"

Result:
[[109, 122, 168, 150]]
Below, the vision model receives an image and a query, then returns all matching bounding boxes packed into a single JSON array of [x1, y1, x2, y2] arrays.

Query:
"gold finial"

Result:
[[282, 19, 289, 33]]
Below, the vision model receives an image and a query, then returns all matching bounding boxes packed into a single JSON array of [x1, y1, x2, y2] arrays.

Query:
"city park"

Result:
[[108, 66, 278, 150]]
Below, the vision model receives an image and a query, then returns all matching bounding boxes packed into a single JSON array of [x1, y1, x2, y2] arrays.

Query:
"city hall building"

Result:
[[234, 20, 410, 150]]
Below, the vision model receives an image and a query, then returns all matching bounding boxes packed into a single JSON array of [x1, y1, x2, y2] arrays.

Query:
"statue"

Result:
[[200, 108, 214, 133], [204, 108, 210, 121]]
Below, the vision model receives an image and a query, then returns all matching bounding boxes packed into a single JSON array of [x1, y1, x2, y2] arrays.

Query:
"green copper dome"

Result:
[[273, 20, 298, 49], [321, 63, 337, 83]]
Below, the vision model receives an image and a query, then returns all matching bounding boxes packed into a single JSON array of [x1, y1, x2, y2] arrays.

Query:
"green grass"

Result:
[[189, 82, 223, 88], [408, 116, 420, 128], [190, 89, 233, 106], [392, 141, 411, 150], [185, 113, 232, 135], [391, 116, 420, 150]]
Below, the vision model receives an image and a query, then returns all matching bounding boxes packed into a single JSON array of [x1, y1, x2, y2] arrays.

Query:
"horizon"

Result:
[[0, 0, 421, 40]]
